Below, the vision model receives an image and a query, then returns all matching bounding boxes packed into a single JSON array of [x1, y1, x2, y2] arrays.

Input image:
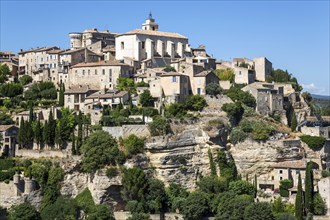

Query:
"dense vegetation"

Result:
[[300, 135, 326, 151]]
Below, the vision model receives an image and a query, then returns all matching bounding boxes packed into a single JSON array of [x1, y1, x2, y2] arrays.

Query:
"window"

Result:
[[172, 76, 176, 82], [88, 70, 90, 75], [54, 64, 56, 68], [102, 69, 105, 75], [75, 70, 77, 73], [280, 177, 283, 180], [121, 42, 124, 49], [83, 70, 85, 75], [239, 71, 242, 75], [183, 88, 187, 95], [279, 170, 283, 174], [109, 69, 112, 82], [197, 88, 201, 95], [271, 176, 274, 180], [141, 41, 145, 49], [95, 69, 97, 75]]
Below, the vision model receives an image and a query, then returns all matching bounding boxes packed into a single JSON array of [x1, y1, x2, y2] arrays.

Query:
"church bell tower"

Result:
[[142, 12, 159, 31]]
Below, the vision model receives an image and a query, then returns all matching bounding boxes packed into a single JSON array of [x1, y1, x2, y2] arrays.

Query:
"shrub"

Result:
[[206, 82, 222, 96], [208, 119, 224, 127], [75, 188, 95, 214], [244, 202, 274, 220], [163, 65, 176, 72], [123, 134, 145, 156], [229, 180, 255, 196], [185, 95, 207, 111], [165, 103, 187, 118], [321, 170, 330, 177], [215, 68, 234, 82], [0, 158, 15, 170], [0, 83, 23, 97], [9, 203, 41, 220], [225, 86, 256, 108], [222, 102, 244, 124], [148, 116, 170, 136], [181, 191, 210, 220], [229, 127, 248, 144], [19, 75, 33, 86], [139, 90, 154, 107], [106, 167, 118, 179], [300, 135, 326, 151], [313, 192, 326, 215], [0, 112, 14, 125], [279, 179, 293, 197]]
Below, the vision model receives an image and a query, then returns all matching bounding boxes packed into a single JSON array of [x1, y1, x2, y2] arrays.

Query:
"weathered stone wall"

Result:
[[15, 149, 70, 158], [102, 124, 150, 139]]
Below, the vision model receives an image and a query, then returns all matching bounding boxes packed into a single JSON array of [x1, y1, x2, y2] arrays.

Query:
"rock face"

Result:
[[229, 138, 304, 178], [61, 166, 125, 211], [145, 123, 221, 189]]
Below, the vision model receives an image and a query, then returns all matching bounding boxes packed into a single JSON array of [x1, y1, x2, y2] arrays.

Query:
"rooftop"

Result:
[[160, 71, 186, 77], [64, 85, 99, 94], [86, 90, 128, 99], [273, 160, 306, 169], [0, 125, 16, 132], [71, 60, 131, 68], [118, 29, 187, 39]]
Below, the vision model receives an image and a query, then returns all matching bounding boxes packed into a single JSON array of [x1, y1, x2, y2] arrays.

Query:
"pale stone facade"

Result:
[[160, 72, 190, 103], [254, 57, 272, 82], [0, 125, 19, 157], [69, 60, 134, 90], [318, 177, 330, 212], [115, 17, 190, 66], [64, 85, 99, 111]]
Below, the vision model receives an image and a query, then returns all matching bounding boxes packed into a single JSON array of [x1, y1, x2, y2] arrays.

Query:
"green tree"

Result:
[[86, 204, 115, 220], [185, 95, 207, 111], [208, 148, 217, 176], [272, 197, 285, 214], [121, 167, 147, 201], [139, 90, 154, 107], [33, 119, 43, 148], [279, 179, 293, 197], [80, 131, 119, 173], [215, 68, 234, 82], [305, 162, 314, 214], [206, 82, 222, 96], [222, 102, 244, 125], [145, 178, 167, 213], [166, 183, 189, 212], [163, 65, 176, 72], [0, 112, 14, 125], [0, 64, 11, 83], [148, 116, 170, 136], [18, 75, 33, 86], [165, 103, 187, 118], [197, 176, 228, 194], [0, 83, 23, 97], [313, 192, 326, 215], [77, 111, 83, 154], [123, 134, 145, 156], [216, 194, 253, 220], [71, 133, 76, 155], [291, 111, 297, 132], [181, 191, 209, 220], [9, 203, 41, 220], [58, 83, 65, 107], [295, 173, 304, 220], [300, 135, 326, 151], [229, 180, 255, 196], [225, 86, 256, 108], [244, 202, 274, 220], [117, 77, 135, 94], [40, 196, 77, 220]]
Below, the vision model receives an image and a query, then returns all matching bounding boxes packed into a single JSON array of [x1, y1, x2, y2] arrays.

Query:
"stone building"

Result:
[[69, 28, 116, 51], [0, 51, 18, 80], [85, 89, 129, 110], [159, 72, 190, 104], [115, 15, 190, 68], [69, 60, 134, 90], [64, 85, 99, 111], [0, 125, 19, 157], [253, 57, 272, 82], [242, 82, 284, 116]]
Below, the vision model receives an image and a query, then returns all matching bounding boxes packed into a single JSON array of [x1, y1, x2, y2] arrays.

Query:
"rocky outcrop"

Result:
[[229, 138, 304, 178], [144, 123, 222, 189]]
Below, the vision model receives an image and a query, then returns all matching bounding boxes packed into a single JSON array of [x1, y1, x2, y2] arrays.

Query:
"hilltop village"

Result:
[[0, 15, 330, 220]]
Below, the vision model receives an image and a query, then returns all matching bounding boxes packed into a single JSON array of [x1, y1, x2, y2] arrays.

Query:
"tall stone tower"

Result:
[[142, 13, 159, 31], [69, 32, 83, 50]]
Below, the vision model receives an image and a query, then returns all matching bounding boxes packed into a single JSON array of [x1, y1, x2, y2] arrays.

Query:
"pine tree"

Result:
[[291, 110, 297, 132], [208, 148, 217, 176], [305, 162, 314, 214], [76, 111, 83, 154], [295, 173, 304, 220]]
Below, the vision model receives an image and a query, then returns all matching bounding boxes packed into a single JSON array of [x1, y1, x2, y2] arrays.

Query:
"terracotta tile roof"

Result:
[[18, 46, 59, 55], [46, 49, 65, 54], [64, 85, 99, 94], [0, 51, 15, 55], [86, 90, 128, 99], [194, 71, 211, 77], [118, 29, 188, 39], [273, 160, 306, 169], [71, 60, 130, 68], [60, 48, 85, 55], [0, 125, 16, 132]]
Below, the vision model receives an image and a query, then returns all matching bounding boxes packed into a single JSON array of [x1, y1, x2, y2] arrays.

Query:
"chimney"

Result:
[[84, 48, 88, 63]]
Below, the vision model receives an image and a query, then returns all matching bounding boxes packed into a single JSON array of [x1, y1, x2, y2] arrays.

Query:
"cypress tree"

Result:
[[71, 133, 76, 155], [305, 162, 314, 214], [291, 111, 297, 132], [59, 83, 65, 107], [208, 148, 217, 176], [55, 122, 62, 148], [34, 119, 42, 148], [76, 111, 83, 154], [295, 173, 304, 220], [29, 105, 34, 122], [43, 120, 49, 146], [18, 118, 25, 147], [26, 121, 34, 148], [48, 111, 56, 146], [254, 174, 258, 198]]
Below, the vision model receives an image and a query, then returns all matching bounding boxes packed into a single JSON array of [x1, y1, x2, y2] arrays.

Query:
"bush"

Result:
[[215, 68, 234, 82], [279, 179, 293, 197], [181, 191, 210, 220], [40, 197, 78, 220], [313, 193, 326, 215], [275, 212, 295, 220], [0, 170, 15, 182], [75, 188, 95, 214], [229, 128, 248, 144], [222, 102, 244, 124], [229, 180, 255, 196], [208, 119, 224, 127], [0, 158, 15, 170], [163, 65, 176, 72], [9, 203, 41, 220], [148, 116, 170, 136], [300, 135, 326, 151], [139, 90, 154, 107], [165, 103, 187, 118], [19, 75, 33, 86], [244, 202, 274, 220], [0, 83, 23, 98], [123, 134, 145, 156], [106, 167, 118, 179], [206, 82, 222, 96], [185, 95, 207, 111], [0, 112, 14, 125], [226, 86, 256, 108], [321, 170, 330, 177]]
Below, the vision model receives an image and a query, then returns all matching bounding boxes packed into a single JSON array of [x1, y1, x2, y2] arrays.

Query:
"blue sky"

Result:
[[1, 1, 329, 95]]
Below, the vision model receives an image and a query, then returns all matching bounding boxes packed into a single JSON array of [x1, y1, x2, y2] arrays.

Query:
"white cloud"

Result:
[[301, 83, 327, 95]]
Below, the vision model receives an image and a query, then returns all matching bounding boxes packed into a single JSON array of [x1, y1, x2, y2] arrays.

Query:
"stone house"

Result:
[[159, 72, 189, 104], [242, 82, 284, 116], [253, 57, 272, 82], [188, 70, 219, 95], [64, 85, 99, 111], [234, 66, 255, 85], [69, 60, 134, 90], [301, 116, 330, 138], [115, 16, 190, 68], [84, 89, 129, 110], [0, 51, 18, 80], [134, 68, 165, 84], [0, 125, 19, 157]]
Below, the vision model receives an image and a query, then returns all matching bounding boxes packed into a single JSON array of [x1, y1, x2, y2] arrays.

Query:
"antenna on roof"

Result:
[[149, 11, 152, 19]]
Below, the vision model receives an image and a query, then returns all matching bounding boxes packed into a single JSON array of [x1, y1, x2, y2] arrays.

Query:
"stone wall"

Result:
[[113, 212, 215, 220], [102, 124, 150, 139], [15, 149, 70, 158]]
